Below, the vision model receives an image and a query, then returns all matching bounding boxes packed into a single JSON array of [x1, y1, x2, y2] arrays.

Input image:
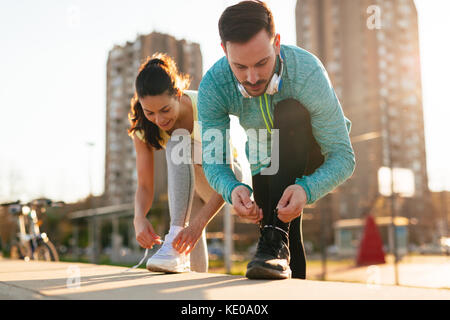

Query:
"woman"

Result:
[[127, 53, 238, 273]]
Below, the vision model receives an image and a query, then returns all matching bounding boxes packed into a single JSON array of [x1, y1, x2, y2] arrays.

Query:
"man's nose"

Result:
[[246, 68, 258, 84]]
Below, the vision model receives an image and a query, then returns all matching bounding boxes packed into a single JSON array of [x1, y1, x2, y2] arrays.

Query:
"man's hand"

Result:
[[231, 185, 262, 224], [276, 184, 307, 223]]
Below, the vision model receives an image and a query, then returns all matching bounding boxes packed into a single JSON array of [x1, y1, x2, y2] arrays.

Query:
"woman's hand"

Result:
[[133, 216, 162, 249], [172, 220, 204, 254]]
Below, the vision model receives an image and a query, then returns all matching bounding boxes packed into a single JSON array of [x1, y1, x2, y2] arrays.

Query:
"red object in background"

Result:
[[356, 215, 386, 266]]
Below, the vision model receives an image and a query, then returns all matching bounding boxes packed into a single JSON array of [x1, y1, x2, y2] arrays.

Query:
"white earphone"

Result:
[[237, 53, 284, 98]]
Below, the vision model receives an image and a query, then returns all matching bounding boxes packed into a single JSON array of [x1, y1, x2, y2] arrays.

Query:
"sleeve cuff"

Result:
[[225, 182, 253, 205], [295, 177, 312, 204]]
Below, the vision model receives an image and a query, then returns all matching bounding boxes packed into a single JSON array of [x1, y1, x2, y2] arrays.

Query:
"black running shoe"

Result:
[[245, 225, 291, 280]]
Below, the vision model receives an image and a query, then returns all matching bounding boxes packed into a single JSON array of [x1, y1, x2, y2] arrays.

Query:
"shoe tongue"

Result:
[[262, 225, 288, 244], [164, 233, 176, 245], [159, 237, 177, 255], [165, 226, 183, 242], [257, 227, 284, 258]]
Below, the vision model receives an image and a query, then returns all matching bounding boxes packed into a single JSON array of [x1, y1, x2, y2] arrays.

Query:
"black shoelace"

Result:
[[256, 225, 288, 257]]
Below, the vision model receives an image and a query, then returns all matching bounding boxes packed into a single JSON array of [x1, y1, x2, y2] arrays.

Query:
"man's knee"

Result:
[[274, 99, 310, 129], [273, 98, 324, 175]]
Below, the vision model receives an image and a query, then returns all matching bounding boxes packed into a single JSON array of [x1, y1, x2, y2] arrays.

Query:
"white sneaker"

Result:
[[146, 226, 190, 273]]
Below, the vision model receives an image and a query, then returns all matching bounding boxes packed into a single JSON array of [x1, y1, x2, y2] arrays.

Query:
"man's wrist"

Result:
[[295, 178, 311, 204], [294, 183, 306, 195], [228, 183, 253, 204]]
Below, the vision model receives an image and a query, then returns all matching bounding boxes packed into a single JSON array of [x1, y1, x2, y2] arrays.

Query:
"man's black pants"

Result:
[[252, 99, 324, 279]]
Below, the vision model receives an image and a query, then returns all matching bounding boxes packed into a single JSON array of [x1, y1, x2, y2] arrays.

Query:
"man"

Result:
[[198, 0, 355, 280]]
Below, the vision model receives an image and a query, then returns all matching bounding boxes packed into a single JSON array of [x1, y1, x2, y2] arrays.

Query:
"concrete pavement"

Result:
[[1, 258, 449, 300], [309, 255, 450, 289]]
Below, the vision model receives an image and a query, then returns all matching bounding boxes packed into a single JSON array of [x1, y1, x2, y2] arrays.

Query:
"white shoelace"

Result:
[[122, 240, 165, 273], [155, 237, 177, 256]]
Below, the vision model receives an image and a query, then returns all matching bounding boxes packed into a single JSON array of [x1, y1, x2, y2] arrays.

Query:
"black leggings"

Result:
[[252, 99, 324, 279]]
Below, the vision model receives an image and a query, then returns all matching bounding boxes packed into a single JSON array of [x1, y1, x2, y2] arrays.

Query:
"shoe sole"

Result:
[[146, 263, 190, 274], [246, 265, 292, 280]]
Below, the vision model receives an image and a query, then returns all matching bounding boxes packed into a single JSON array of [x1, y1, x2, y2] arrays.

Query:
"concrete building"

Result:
[[104, 32, 202, 206], [296, 0, 431, 245], [430, 191, 450, 240]]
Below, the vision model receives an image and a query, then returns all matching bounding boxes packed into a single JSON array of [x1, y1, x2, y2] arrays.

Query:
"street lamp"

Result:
[[381, 97, 417, 285]]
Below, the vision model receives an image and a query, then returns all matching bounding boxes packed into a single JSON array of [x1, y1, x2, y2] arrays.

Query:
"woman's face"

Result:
[[139, 91, 180, 131]]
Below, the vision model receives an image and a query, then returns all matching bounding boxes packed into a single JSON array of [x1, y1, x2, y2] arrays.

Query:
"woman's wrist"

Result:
[[134, 213, 147, 222], [192, 194, 225, 229], [190, 210, 208, 229]]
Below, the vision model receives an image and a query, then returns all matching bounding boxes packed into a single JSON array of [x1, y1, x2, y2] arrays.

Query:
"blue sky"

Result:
[[0, 0, 449, 203]]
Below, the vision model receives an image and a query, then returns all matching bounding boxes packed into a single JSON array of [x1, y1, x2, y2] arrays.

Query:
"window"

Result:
[[303, 16, 311, 27], [380, 87, 388, 97]]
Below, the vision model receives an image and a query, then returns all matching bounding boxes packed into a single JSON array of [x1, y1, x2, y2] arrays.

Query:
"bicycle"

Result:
[[1, 198, 64, 262]]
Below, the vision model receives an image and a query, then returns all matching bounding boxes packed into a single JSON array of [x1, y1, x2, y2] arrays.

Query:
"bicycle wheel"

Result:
[[10, 244, 21, 259], [35, 241, 59, 262], [10, 242, 32, 260]]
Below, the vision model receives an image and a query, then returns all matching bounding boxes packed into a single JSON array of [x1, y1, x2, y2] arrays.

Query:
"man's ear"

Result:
[[273, 33, 281, 55], [221, 42, 227, 55]]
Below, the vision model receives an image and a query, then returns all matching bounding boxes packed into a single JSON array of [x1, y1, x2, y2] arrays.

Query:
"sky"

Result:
[[0, 0, 449, 203]]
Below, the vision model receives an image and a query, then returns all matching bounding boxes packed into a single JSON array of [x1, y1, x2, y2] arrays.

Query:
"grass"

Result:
[[208, 259, 249, 276]]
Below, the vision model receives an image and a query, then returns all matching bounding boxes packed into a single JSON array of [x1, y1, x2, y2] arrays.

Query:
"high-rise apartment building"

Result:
[[296, 0, 431, 241], [104, 32, 202, 206]]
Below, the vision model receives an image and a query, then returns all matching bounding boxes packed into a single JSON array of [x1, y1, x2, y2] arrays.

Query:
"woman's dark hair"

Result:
[[218, 0, 275, 45], [128, 53, 190, 150]]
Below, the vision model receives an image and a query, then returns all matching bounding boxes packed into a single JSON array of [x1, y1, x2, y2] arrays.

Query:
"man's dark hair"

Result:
[[218, 0, 275, 45]]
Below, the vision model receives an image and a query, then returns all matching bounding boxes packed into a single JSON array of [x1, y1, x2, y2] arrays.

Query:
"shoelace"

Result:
[[154, 237, 176, 256], [263, 224, 289, 238], [256, 225, 288, 257], [122, 240, 165, 273]]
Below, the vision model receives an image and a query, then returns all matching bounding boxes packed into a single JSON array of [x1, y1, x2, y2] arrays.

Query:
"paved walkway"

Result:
[[1, 258, 449, 300], [309, 255, 450, 289]]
